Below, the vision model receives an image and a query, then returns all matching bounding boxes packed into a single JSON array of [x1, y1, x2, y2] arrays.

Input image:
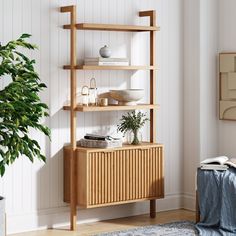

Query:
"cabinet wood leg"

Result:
[[70, 149, 77, 231], [150, 200, 156, 218], [70, 207, 77, 231]]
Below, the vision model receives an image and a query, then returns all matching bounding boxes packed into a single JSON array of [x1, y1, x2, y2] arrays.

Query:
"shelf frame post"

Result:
[[139, 9, 157, 219], [61, 5, 77, 231]]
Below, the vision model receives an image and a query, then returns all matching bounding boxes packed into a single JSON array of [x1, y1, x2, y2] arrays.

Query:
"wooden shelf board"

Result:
[[63, 23, 160, 32], [63, 65, 157, 70], [63, 104, 159, 112], [64, 142, 164, 153]]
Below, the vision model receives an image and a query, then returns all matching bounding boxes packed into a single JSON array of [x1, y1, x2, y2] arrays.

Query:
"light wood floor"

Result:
[[11, 209, 195, 236]]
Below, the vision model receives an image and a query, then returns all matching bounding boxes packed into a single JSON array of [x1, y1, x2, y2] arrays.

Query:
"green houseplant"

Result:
[[117, 111, 149, 145], [0, 34, 50, 235]]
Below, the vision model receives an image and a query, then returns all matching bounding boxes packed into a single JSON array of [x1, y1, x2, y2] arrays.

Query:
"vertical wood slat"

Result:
[[95, 153, 98, 205], [89, 156, 92, 205], [159, 147, 161, 197], [102, 153, 105, 204], [144, 150, 147, 198], [107, 153, 111, 203], [114, 151, 117, 203], [120, 151, 122, 201], [133, 150, 136, 200], [155, 148, 158, 197], [130, 150, 133, 200], [141, 150, 144, 199], [153, 149, 156, 196], [147, 149, 150, 197], [84, 145, 163, 206], [126, 150, 130, 200], [110, 153, 113, 203], [150, 149, 153, 197], [138, 150, 141, 199], [117, 151, 120, 202], [123, 151, 126, 201]]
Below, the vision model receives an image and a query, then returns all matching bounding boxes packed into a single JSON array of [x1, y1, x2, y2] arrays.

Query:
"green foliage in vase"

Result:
[[117, 111, 149, 135], [0, 34, 50, 176]]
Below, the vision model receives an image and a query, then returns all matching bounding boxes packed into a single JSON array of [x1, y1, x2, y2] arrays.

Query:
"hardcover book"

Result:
[[200, 156, 236, 170]]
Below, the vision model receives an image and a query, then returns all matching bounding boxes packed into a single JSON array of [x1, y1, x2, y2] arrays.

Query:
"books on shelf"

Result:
[[84, 133, 120, 141], [200, 156, 236, 170], [84, 57, 129, 66], [77, 133, 123, 149]]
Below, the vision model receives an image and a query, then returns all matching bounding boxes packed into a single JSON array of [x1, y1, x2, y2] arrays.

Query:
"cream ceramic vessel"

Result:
[[109, 89, 144, 105]]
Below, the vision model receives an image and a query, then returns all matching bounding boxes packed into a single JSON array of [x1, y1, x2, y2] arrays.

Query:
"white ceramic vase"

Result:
[[99, 45, 111, 58]]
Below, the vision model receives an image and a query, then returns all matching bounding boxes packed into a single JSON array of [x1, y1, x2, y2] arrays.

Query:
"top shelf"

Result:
[[63, 23, 160, 32]]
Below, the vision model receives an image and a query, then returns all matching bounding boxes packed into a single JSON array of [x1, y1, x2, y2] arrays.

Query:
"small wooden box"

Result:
[[64, 143, 164, 208]]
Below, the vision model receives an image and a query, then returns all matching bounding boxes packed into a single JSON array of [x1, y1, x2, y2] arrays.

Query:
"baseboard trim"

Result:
[[7, 193, 186, 234], [183, 193, 195, 211]]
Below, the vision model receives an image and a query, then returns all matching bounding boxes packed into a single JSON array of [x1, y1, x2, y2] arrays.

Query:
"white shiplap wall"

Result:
[[183, 0, 219, 209], [0, 0, 184, 233], [219, 0, 236, 164]]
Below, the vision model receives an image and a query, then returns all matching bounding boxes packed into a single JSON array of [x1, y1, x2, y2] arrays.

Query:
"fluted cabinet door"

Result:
[[64, 144, 164, 208]]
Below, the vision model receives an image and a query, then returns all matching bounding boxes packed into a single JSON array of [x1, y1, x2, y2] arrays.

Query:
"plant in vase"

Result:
[[117, 111, 149, 145], [0, 34, 50, 235]]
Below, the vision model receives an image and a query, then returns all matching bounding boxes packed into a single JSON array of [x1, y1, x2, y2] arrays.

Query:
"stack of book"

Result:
[[77, 133, 122, 149], [200, 156, 236, 171], [84, 57, 129, 66]]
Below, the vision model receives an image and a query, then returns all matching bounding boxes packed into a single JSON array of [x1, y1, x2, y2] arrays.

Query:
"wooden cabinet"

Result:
[[64, 143, 164, 208]]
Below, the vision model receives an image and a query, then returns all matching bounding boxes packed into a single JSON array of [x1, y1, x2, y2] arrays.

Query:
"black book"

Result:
[[84, 135, 106, 141]]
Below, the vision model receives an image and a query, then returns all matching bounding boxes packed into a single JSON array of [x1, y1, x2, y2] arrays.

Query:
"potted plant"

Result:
[[117, 111, 149, 145], [0, 34, 50, 236]]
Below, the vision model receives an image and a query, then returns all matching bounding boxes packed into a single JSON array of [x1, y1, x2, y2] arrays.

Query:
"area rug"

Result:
[[95, 221, 198, 236]]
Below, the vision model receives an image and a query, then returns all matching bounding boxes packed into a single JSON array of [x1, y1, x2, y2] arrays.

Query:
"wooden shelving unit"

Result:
[[61, 5, 164, 231]]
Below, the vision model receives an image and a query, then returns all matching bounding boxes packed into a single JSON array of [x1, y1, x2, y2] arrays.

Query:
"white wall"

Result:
[[183, 0, 219, 210], [0, 0, 184, 233], [219, 0, 236, 157], [183, 0, 201, 209], [199, 0, 219, 160]]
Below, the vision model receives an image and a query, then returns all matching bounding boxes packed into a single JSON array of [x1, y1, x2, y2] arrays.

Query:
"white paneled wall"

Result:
[[0, 0, 184, 233], [219, 0, 236, 159], [183, 0, 219, 209]]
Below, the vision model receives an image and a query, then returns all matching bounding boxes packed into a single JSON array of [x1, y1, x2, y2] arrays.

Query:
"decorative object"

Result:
[[127, 130, 142, 144], [77, 86, 89, 106], [219, 53, 236, 120], [61, 5, 162, 231], [0, 34, 50, 236], [94, 221, 198, 236], [117, 111, 149, 145], [89, 78, 98, 106], [109, 89, 144, 105], [98, 98, 108, 106], [99, 45, 111, 58]]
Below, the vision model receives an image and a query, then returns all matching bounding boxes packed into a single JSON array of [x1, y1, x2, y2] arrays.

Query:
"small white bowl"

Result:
[[109, 89, 144, 105]]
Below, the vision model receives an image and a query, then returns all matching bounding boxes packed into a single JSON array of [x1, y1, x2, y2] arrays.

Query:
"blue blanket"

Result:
[[196, 168, 236, 236]]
